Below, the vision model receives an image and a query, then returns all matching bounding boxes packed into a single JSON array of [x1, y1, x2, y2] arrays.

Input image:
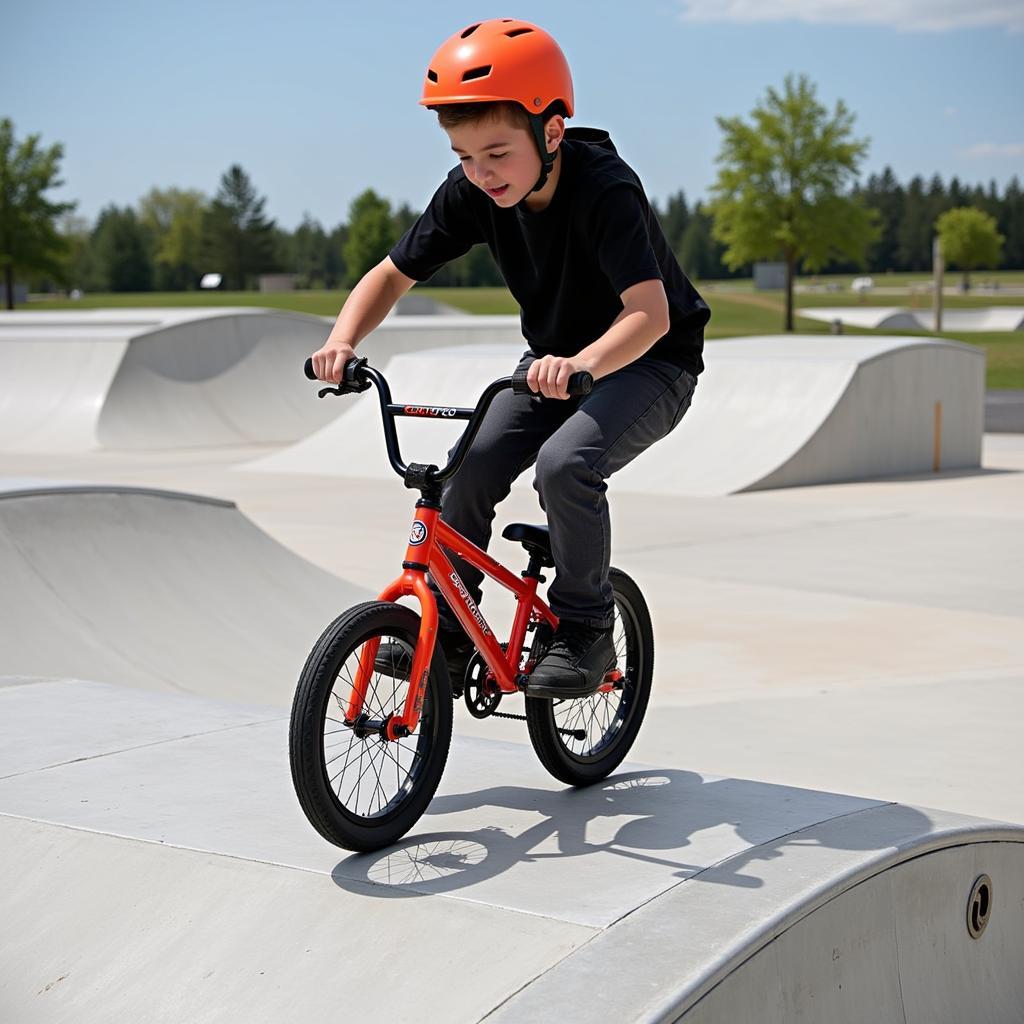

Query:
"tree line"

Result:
[[48, 167, 1024, 296], [4, 110, 1024, 307]]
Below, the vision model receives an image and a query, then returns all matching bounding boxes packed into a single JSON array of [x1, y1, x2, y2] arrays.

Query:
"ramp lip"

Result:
[[487, 806, 1024, 1024], [0, 482, 235, 508]]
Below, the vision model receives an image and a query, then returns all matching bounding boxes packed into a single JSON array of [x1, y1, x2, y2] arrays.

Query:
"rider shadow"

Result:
[[331, 768, 933, 907]]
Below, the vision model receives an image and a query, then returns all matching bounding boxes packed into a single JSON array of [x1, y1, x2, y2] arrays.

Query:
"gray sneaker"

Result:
[[526, 621, 616, 699]]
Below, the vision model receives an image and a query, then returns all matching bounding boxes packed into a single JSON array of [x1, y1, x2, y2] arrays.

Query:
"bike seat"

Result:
[[502, 522, 554, 565]]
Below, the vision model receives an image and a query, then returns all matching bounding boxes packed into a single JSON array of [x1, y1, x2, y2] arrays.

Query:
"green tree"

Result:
[[289, 213, 331, 288], [897, 176, 930, 271], [1000, 177, 1024, 270], [343, 189, 397, 286], [59, 212, 98, 292], [678, 203, 718, 280], [91, 205, 153, 291], [0, 118, 75, 308], [708, 74, 877, 330], [326, 222, 348, 289], [201, 165, 278, 290], [393, 201, 419, 239], [139, 187, 207, 289], [936, 207, 1004, 291], [862, 166, 903, 272], [654, 190, 690, 261]]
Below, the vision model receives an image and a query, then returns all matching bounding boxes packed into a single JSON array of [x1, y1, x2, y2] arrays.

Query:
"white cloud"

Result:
[[677, 1, 1024, 32], [959, 142, 1024, 158]]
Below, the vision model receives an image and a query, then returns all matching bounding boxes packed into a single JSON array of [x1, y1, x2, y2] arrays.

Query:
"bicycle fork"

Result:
[[340, 503, 547, 740]]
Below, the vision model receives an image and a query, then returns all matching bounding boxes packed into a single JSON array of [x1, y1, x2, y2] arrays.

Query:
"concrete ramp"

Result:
[[245, 336, 984, 496], [0, 308, 334, 451], [94, 309, 340, 448], [0, 309, 525, 452], [801, 305, 1024, 332], [0, 483, 368, 703], [0, 322, 134, 452], [798, 306, 924, 331], [1, 680, 1020, 1022]]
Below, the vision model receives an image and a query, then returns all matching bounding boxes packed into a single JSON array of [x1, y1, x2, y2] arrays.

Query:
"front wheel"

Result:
[[289, 601, 452, 851], [525, 567, 654, 786]]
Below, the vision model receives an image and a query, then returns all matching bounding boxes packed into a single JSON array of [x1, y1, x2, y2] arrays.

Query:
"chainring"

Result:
[[463, 650, 504, 719]]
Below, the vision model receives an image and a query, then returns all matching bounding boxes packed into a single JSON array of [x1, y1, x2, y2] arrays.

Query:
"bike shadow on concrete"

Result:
[[331, 768, 932, 912]]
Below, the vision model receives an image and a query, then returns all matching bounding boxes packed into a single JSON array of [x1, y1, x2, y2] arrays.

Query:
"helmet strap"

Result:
[[527, 114, 557, 194]]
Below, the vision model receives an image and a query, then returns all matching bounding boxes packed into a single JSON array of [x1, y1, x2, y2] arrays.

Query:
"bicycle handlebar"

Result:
[[303, 355, 594, 492]]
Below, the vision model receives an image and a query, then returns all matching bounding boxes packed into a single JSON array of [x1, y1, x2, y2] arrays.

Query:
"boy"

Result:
[[310, 19, 709, 698]]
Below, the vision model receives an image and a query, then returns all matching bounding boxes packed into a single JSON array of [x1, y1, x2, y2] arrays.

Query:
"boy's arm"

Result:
[[311, 256, 417, 382], [527, 279, 671, 399]]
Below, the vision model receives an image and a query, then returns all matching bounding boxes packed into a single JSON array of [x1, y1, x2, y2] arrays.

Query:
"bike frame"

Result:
[[341, 507, 558, 740], [313, 356, 604, 743]]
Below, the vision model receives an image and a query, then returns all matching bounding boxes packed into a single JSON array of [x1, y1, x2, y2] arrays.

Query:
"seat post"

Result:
[[522, 554, 547, 583]]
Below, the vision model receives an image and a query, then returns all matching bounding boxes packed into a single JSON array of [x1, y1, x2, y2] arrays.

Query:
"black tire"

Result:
[[525, 567, 654, 786], [289, 601, 452, 852]]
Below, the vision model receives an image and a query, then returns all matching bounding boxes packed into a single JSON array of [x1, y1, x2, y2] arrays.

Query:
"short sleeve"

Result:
[[389, 171, 485, 282], [590, 185, 664, 296]]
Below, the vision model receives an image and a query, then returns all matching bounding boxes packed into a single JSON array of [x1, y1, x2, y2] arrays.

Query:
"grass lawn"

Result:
[[18, 277, 1024, 389]]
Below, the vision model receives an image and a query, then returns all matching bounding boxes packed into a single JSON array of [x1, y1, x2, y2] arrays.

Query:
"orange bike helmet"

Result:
[[420, 19, 574, 193]]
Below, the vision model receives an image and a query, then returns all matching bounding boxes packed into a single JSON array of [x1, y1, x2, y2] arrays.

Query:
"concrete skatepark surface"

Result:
[[1, 313, 1022, 1020]]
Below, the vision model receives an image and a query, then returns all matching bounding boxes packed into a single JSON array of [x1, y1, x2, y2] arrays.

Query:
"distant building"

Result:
[[753, 262, 787, 290], [259, 274, 300, 293]]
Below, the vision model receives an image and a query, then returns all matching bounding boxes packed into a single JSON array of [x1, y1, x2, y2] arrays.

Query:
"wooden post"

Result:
[[933, 236, 944, 334]]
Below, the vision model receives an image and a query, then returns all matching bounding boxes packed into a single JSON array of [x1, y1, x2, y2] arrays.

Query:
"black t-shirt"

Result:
[[389, 127, 710, 376]]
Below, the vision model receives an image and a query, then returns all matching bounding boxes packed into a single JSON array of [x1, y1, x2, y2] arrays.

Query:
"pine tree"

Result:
[[201, 165, 278, 290]]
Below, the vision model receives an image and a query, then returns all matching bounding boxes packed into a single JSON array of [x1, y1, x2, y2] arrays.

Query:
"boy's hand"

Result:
[[311, 341, 358, 384], [527, 355, 590, 400]]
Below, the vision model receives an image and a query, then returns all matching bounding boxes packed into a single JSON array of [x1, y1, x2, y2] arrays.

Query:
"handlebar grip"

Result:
[[511, 365, 533, 395], [511, 365, 594, 397], [304, 354, 372, 395], [567, 371, 594, 397]]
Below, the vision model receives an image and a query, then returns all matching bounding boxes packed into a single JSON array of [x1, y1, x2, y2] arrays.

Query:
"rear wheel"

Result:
[[524, 568, 654, 786], [289, 601, 452, 851]]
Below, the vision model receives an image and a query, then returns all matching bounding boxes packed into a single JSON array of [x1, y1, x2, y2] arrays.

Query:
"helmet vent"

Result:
[[505, 28, 533, 38], [461, 23, 481, 38], [461, 65, 492, 82], [427, 69, 438, 83]]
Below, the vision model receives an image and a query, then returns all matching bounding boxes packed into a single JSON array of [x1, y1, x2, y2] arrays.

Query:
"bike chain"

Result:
[[490, 709, 585, 740]]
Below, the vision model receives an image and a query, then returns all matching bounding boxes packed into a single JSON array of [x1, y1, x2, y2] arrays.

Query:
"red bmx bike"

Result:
[[289, 357, 654, 851]]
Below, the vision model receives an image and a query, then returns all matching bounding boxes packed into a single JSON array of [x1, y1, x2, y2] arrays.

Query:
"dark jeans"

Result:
[[432, 351, 697, 630]]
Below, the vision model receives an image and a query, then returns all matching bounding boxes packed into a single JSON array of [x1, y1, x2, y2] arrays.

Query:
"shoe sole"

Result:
[[525, 659, 616, 700]]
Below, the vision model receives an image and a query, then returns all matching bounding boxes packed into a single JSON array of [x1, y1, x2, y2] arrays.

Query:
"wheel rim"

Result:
[[320, 633, 436, 822], [549, 591, 641, 762]]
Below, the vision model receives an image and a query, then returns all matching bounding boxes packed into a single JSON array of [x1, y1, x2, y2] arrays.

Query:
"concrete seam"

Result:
[[0, 714, 286, 781], [477, 929, 607, 1022], [0, 811, 604, 933]]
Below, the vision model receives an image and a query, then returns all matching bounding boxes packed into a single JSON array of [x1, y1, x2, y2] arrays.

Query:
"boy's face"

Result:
[[446, 113, 554, 208]]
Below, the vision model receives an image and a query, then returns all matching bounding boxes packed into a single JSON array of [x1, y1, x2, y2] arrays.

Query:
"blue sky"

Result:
[[3, 0, 1022, 230]]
